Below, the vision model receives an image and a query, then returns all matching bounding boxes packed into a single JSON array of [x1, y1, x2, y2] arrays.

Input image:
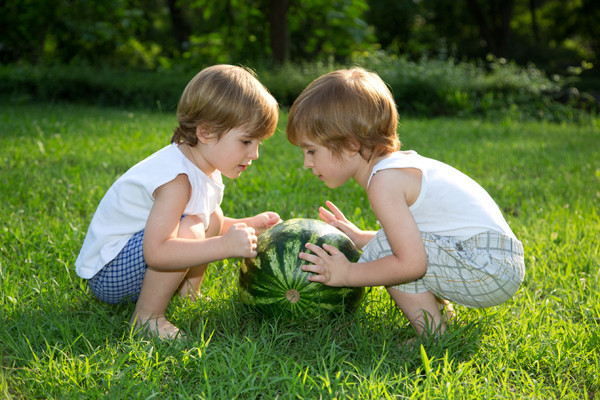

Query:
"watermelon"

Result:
[[238, 218, 364, 318]]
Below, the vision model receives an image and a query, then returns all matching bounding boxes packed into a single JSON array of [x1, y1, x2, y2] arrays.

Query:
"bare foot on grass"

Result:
[[437, 298, 456, 324], [400, 301, 457, 348], [178, 286, 212, 302], [177, 279, 212, 302], [130, 314, 185, 340]]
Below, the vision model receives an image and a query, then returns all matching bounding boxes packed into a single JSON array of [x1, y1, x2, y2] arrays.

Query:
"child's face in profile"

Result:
[[299, 137, 357, 188], [198, 126, 263, 179]]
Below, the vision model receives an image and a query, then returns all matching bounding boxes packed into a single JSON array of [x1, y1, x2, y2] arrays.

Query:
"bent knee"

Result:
[[206, 207, 224, 237], [178, 208, 224, 240], [178, 215, 207, 239]]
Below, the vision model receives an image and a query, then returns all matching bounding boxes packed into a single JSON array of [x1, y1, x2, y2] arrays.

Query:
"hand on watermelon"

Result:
[[247, 211, 282, 235], [319, 201, 375, 249], [299, 242, 352, 287], [223, 223, 258, 258]]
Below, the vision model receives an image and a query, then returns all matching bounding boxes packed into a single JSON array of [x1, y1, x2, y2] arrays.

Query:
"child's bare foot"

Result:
[[436, 298, 456, 324], [177, 278, 212, 302], [442, 303, 456, 324], [131, 314, 185, 340], [178, 285, 212, 302]]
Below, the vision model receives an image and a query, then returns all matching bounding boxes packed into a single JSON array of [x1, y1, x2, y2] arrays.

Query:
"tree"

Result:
[[0, 0, 595, 77], [0, 0, 57, 63], [0, 0, 151, 65], [465, 0, 515, 58], [287, 0, 373, 62], [365, 0, 419, 54], [269, 0, 290, 64], [166, 0, 193, 52]]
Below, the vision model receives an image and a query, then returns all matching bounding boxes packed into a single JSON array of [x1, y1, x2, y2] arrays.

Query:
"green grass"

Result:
[[1, 103, 599, 399]]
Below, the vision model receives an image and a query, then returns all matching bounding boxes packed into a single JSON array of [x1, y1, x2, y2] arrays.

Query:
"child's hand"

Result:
[[319, 201, 368, 248], [249, 212, 281, 235], [223, 223, 258, 258], [299, 243, 351, 287]]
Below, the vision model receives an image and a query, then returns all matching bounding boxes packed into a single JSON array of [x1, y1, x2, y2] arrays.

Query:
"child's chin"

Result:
[[223, 171, 242, 180], [325, 181, 343, 189]]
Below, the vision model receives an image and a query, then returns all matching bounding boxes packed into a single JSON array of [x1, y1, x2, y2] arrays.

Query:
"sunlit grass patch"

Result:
[[1, 104, 598, 398]]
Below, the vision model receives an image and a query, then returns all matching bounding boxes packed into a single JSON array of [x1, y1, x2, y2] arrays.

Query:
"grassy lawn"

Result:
[[1, 103, 599, 399]]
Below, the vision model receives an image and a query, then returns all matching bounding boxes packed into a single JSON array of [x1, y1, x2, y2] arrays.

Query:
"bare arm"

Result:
[[142, 174, 258, 270], [301, 169, 427, 287]]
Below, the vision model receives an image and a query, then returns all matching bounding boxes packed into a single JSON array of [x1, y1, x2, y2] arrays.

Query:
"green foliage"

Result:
[[257, 61, 339, 106], [1, 104, 598, 398], [0, 0, 150, 65], [383, 0, 599, 76], [1, 55, 596, 122], [508, 0, 600, 73], [179, 0, 271, 66], [0, 0, 376, 68], [287, 0, 375, 62], [1, 0, 596, 77], [358, 52, 592, 120], [0, 64, 189, 110]]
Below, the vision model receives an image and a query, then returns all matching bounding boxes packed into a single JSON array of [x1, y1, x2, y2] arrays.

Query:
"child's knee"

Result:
[[178, 208, 223, 239], [178, 215, 207, 239], [206, 207, 224, 237]]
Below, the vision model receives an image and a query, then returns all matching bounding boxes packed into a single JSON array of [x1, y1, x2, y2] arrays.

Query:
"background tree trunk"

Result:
[[166, 0, 192, 52], [269, 0, 289, 65], [466, 0, 515, 57], [529, 0, 539, 44]]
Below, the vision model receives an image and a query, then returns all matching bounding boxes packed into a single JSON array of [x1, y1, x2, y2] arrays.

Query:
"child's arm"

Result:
[[142, 174, 258, 270], [318, 201, 376, 249], [223, 212, 281, 236], [300, 169, 427, 287]]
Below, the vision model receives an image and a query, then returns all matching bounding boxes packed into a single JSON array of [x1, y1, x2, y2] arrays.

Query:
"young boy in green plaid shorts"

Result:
[[287, 67, 525, 338]]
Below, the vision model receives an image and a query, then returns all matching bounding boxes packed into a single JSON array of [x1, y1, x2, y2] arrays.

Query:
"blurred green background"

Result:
[[1, 0, 598, 118]]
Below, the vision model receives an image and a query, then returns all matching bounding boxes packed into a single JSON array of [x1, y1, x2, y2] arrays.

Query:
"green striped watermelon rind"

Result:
[[239, 218, 365, 319]]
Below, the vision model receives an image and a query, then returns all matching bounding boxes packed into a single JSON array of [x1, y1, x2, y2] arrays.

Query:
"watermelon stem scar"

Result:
[[285, 289, 300, 303]]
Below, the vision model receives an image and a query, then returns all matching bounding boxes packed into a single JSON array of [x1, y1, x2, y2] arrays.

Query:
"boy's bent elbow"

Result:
[[143, 246, 170, 270], [412, 263, 427, 280], [388, 255, 427, 284], [405, 254, 427, 281]]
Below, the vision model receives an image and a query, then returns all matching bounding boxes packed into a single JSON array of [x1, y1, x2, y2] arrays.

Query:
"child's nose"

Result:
[[249, 144, 259, 159]]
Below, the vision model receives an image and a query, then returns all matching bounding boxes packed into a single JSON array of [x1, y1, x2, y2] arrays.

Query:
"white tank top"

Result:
[[75, 143, 224, 279], [368, 151, 515, 240]]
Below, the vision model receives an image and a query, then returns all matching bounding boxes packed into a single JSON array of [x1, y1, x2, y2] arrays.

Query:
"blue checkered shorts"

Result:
[[87, 230, 147, 304]]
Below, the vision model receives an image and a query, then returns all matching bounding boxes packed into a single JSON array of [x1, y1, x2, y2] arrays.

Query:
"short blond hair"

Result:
[[286, 67, 400, 160], [172, 65, 279, 145]]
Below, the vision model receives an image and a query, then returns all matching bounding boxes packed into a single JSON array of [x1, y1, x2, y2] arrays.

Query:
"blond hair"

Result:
[[172, 65, 279, 145], [286, 67, 400, 160]]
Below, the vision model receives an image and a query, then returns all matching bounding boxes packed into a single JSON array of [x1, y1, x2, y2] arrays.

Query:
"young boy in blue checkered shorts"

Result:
[[76, 65, 281, 339], [287, 67, 525, 339]]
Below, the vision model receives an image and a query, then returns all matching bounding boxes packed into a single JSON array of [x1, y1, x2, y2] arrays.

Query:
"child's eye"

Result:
[[305, 149, 315, 155], [241, 140, 253, 145]]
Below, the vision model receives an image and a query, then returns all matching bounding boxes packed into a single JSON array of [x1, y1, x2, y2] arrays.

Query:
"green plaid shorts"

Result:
[[359, 230, 525, 308]]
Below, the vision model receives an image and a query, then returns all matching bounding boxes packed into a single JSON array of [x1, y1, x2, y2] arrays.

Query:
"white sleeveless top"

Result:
[[75, 144, 224, 279], [368, 151, 515, 240]]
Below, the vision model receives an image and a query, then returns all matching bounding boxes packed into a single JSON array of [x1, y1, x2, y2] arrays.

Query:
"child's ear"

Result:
[[348, 140, 362, 156], [195, 125, 211, 144]]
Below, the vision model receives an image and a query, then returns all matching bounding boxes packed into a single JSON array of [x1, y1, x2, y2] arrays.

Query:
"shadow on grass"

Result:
[[2, 280, 491, 385], [169, 288, 490, 374]]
